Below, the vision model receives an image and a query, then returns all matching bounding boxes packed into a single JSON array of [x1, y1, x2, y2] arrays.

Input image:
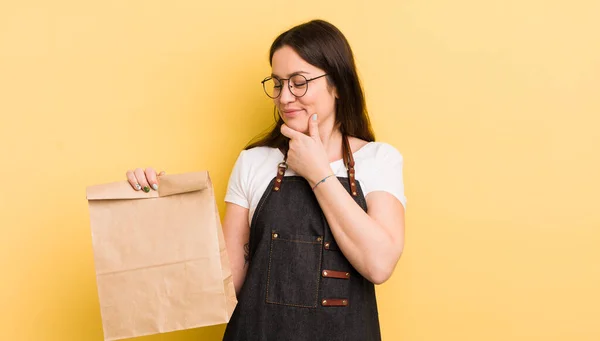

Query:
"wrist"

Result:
[[309, 169, 335, 189]]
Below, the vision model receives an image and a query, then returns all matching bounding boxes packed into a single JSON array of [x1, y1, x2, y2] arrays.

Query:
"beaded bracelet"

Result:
[[312, 174, 336, 191]]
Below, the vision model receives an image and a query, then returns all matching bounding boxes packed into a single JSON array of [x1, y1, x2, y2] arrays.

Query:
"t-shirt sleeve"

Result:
[[224, 150, 250, 209], [363, 143, 407, 209]]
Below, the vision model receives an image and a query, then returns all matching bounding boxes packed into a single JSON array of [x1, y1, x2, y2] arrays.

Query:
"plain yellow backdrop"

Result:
[[1, 0, 599, 340]]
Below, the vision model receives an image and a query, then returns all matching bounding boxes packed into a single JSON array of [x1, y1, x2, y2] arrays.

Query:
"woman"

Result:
[[126, 19, 406, 341]]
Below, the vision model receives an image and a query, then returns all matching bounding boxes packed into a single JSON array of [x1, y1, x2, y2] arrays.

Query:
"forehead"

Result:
[[271, 46, 323, 78]]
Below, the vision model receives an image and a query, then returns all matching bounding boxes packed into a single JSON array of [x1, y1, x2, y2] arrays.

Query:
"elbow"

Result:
[[366, 249, 403, 285], [368, 269, 392, 285], [366, 260, 396, 285]]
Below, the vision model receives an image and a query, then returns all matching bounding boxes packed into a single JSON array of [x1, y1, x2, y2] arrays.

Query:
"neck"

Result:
[[318, 118, 344, 163]]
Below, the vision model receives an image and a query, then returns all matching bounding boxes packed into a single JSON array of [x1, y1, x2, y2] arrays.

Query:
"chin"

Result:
[[282, 117, 309, 134], [287, 122, 309, 134]]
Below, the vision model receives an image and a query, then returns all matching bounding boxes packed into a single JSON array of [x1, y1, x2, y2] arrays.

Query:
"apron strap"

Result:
[[273, 146, 288, 192], [342, 134, 358, 197]]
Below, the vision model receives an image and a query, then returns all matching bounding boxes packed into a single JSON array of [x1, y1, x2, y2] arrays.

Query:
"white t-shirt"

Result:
[[224, 142, 407, 226]]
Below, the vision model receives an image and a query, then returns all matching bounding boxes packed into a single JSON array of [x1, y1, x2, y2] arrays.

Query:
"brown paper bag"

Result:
[[86, 171, 237, 341]]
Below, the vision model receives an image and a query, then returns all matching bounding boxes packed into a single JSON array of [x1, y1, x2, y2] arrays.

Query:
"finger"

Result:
[[158, 170, 166, 176], [126, 170, 142, 191], [134, 168, 151, 193], [308, 114, 320, 140], [145, 167, 159, 191], [280, 124, 301, 139]]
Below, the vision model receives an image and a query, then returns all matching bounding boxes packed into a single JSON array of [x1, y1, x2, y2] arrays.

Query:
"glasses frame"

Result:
[[261, 73, 328, 99]]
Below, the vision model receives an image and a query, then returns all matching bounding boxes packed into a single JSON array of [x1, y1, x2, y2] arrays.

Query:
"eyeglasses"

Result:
[[261, 73, 328, 99]]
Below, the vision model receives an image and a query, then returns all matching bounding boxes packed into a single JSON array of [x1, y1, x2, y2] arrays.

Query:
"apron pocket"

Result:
[[266, 230, 323, 308]]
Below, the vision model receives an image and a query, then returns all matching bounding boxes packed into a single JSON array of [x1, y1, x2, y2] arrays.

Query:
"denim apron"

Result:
[[222, 135, 381, 341]]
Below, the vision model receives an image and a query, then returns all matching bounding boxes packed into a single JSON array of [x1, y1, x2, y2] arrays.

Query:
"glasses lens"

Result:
[[263, 78, 282, 98], [289, 74, 308, 97]]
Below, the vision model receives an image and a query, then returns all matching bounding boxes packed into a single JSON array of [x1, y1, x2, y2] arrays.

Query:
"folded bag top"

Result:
[[86, 171, 209, 200]]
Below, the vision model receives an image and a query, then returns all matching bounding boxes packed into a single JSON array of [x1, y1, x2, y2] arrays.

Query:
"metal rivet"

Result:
[[323, 271, 328, 276], [316, 237, 322, 242], [352, 192, 357, 195], [273, 233, 278, 239], [342, 300, 347, 305], [324, 242, 330, 249], [350, 173, 354, 178], [278, 171, 284, 175], [345, 272, 350, 277], [322, 299, 327, 305], [274, 187, 280, 191], [276, 179, 281, 182]]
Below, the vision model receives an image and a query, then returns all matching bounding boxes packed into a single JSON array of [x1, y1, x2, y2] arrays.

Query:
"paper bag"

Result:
[[86, 171, 237, 341]]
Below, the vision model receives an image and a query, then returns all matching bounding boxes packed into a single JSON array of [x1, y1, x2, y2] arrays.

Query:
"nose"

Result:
[[277, 81, 296, 105]]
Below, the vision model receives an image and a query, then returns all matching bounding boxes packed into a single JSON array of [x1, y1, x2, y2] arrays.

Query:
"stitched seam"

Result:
[[265, 300, 316, 308], [276, 238, 321, 244], [265, 231, 274, 305], [314, 238, 323, 307]]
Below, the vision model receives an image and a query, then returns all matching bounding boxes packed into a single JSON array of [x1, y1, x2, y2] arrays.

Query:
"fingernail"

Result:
[[135, 184, 141, 191], [152, 184, 158, 191], [143, 186, 150, 193], [312, 114, 317, 121]]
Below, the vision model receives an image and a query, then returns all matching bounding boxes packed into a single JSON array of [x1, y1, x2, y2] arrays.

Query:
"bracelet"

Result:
[[312, 174, 336, 191]]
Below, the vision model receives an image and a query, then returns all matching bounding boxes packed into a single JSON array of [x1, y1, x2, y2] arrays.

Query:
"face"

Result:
[[270, 46, 337, 134]]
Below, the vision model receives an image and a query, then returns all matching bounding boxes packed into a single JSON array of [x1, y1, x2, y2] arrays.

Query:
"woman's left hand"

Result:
[[280, 114, 333, 187]]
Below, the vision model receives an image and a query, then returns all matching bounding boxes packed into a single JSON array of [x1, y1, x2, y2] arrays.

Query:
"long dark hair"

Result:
[[245, 19, 375, 151]]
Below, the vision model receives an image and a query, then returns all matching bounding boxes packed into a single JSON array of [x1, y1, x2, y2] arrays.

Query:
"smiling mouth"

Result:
[[281, 109, 304, 117]]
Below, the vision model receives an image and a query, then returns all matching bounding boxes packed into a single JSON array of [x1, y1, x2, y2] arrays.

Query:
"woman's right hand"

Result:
[[125, 167, 165, 192]]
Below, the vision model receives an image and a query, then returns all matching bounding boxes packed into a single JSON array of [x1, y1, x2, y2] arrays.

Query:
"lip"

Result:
[[281, 108, 304, 118]]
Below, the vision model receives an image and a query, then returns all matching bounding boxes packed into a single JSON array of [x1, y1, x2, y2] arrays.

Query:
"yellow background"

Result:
[[1, 0, 599, 340]]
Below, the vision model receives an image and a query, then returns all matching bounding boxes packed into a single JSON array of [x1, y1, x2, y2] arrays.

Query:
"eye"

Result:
[[290, 75, 308, 88], [292, 81, 307, 87]]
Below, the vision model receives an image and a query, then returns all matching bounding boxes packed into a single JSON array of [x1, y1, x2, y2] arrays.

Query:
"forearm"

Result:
[[311, 176, 402, 284]]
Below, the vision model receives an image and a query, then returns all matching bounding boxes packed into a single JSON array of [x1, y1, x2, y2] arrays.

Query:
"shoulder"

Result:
[[240, 145, 274, 156], [236, 146, 281, 165], [231, 146, 283, 180], [354, 141, 407, 207], [372, 142, 403, 162], [355, 140, 404, 165], [227, 146, 281, 191]]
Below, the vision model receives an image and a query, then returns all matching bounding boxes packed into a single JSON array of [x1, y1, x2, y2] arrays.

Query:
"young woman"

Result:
[[126, 19, 406, 341]]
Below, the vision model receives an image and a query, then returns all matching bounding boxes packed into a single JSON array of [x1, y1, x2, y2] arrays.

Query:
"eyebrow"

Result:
[[270, 71, 310, 78]]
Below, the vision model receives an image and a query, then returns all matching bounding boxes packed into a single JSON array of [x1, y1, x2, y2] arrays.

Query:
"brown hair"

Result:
[[246, 19, 375, 151]]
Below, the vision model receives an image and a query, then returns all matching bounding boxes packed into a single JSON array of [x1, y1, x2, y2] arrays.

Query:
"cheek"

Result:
[[298, 90, 326, 108], [304, 92, 335, 113]]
